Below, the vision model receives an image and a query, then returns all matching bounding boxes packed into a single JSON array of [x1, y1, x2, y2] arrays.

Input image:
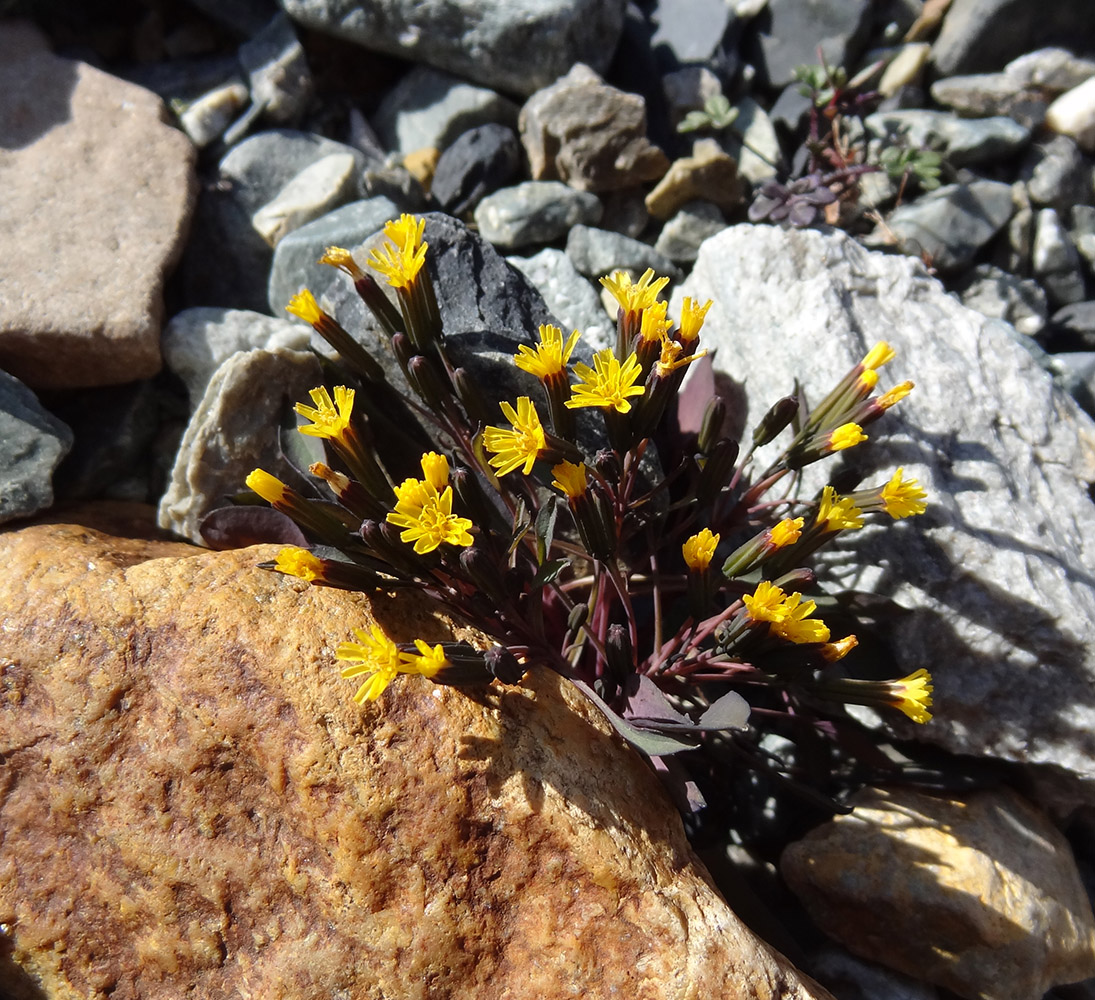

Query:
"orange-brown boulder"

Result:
[[0, 514, 833, 1000]]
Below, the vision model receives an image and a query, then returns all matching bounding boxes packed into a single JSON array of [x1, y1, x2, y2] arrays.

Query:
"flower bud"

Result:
[[752, 395, 799, 447]]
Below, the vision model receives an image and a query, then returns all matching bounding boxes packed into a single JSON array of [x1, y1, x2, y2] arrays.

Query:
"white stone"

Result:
[[251, 152, 358, 247], [1046, 75, 1095, 153]]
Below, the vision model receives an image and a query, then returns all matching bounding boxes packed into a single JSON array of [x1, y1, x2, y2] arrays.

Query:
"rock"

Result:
[[878, 43, 931, 98], [1033, 208, 1087, 308], [931, 0, 1095, 77], [565, 225, 683, 283], [162, 308, 315, 407], [251, 152, 360, 247], [0, 517, 837, 1000], [782, 786, 1095, 1000], [929, 73, 1048, 130], [809, 947, 940, 1000], [1021, 135, 1092, 212], [238, 12, 312, 126], [1006, 48, 1095, 93], [956, 263, 1048, 337], [654, 201, 728, 264], [722, 97, 782, 184], [0, 21, 197, 389], [430, 124, 522, 217], [649, 0, 734, 64], [0, 371, 73, 524], [673, 225, 1095, 809], [178, 80, 250, 148], [1048, 351, 1095, 418], [865, 110, 1030, 168], [473, 181, 603, 251], [746, 0, 873, 90], [372, 66, 519, 157], [507, 248, 615, 352], [267, 196, 400, 314], [1047, 301, 1095, 352], [519, 64, 669, 194], [361, 158, 431, 213], [157, 348, 323, 542], [645, 138, 744, 221], [1073, 205, 1095, 278], [277, 0, 627, 97], [662, 66, 724, 131], [865, 179, 1015, 272], [1046, 76, 1095, 154]]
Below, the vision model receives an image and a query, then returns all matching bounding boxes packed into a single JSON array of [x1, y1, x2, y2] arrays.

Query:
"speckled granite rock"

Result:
[[0, 517, 835, 1000]]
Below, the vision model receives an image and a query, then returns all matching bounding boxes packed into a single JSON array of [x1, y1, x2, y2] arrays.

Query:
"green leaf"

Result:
[[530, 558, 568, 589]]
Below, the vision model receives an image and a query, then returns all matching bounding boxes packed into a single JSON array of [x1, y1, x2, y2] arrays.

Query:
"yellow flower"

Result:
[[286, 288, 323, 325], [484, 397, 547, 476], [881, 468, 927, 519], [678, 297, 712, 343], [828, 422, 868, 452], [860, 342, 895, 370], [319, 245, 364, 280], [399, 638, 449, 678], [858, 368, 879, 392], [600, 268, 669, 314], [274, 546, 324, 582], [386, 452, 473, 554], [821, 634, 858, 662], [742, 581, 788, 623], [768, 517, 803, 549], [514, 324, 581, 380], [551, 460, 587, 499], [246, 468, 289, 505], [565, 349, 645, 413], [419, 451, 451, 493], [338, 625, 410, 703], [770, 592, 830, 644], [878, 380, 914, 410], [639, 300, 670, 343], [295, 385, 354, 443], [654, 335, 706, 378], [368, 213, 428, 289], [887, 669, 933, 723], [816, 485, 864, 531], [682, 528, 720, 571]]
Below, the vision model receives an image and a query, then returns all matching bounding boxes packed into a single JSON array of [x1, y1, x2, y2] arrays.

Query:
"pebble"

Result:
[[865, 109, 1031, 167], [565, 225, 683, 283], [1072, 205, 1095, 277], [0, 21, 196, 390], [722, 97, 782, 184], [1005, 47, 1095, 92], [662, 66, 724, 131], [1047, 300, 1095, 351], [645, 138, 744, 221], [251, 152, 360, 247], [649, 0, 733, 65], [1046, 76, 1095, 154], [1033, 208, 1087, 307], [956, 262, 1048, 336], [372, 66, 519, 157], [520, 64, 669, 194], [929, 72, 1048, 129], [473, 181, 603, 250], [0, 371, 73, 524], [1021, 135, 1092, 211], [237, 12, 312, 126], [178, 80, 250, 148], [877, 42, 931, 97], [430, 124, 522, 217], [654, 201, 728, 264]]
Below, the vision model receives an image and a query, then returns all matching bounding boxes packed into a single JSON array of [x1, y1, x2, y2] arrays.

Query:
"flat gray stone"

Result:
[[673, 223, 1095, 809], [865, 109, 1030, 168], [654, 201, 727, 264], [252, 152, 360, 247], [565, 225, 682, 282], [956, 263, 1047, 337], [474, 181, 602, 250]]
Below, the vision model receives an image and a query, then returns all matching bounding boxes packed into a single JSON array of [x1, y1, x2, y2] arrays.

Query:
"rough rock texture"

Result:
[[277, 0, 627, 97], [0, 21, 197, 389], [0, 516, 835, 1000], [782, 786, 1095, 1000], [673, 225, 1095, 809]]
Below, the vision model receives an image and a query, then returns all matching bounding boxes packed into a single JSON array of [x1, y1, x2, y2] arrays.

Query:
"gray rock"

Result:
[[723, 97, 781, 184], [1047, 301, 1095, 352], [1047, 77, 1095, 154], [178, 80, 250, 148], [956, 263, 1048, 336], [867, 180, 1015, 272], [277, 0, 627, 97], [474, 181, 602, 250], [1033, 208, 1087, 307], [238, 12, 312, 125], [508, 248, 614, 352], [810, 947, 940, 1000], [654, 201, 727, 264], [0, 371, 72, 524], [519, 64, 669, 194], [361, 158, 430, 212], [1021, 135, 1092, 212], [267, 196, 399, 313], [673, 223, 1095, 809], [430, 124, 521, 217], [251, 152, 360, 246], [662, 66, 724, 131], [157, 348, 324, 543], [1006, 48, 1095, 92], [1047, 351, 1095, 418], [650, 0, 733, 64], [1073, 205, 1095, 278], [747, 0, 872, 90], [865, 109, 1030, 167], [371, 66, 519, 156], [929, 72, 1048, 129], [565, 225, 682, 283]]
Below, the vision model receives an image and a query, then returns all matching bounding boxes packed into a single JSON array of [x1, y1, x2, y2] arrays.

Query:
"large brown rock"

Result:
[[0, 21, 197, 389], [0, 514, 833, 1000]]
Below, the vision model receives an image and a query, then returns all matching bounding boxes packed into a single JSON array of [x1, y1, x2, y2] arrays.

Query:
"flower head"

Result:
[[887, 669, 933, 723], [400, 639, 449, 678], [386, 452, 473, 554], [514, 325, 581, 381], [828, 422, 868, 452], [654, 336, 706, 378], [639, 300, 670, 343], [816, 485, 864, 531], [368, 214, 428, 289], [742, 581, 788, 623], [770, 592, 830, 644], [246, 468, 289, 505], [295, 385, 354, 444], [600, 268, 669, 314], [821, 634, 858, 662], [861, 342, 895, 370], [338, 625, 412, 703], [419, 451, 451, 493], [286, 289, 323, 325], [881, 468, 927, 519], [319, 246, 365, 280], [768, 517, 803, 549], [484, 397, 547, 476], [274, 546, 324, 582], [565, 349, 645, 413], [678, 297, 712, 343], [551, 460, 587, 499], [878, 380, 914, 410], [682, 528, 720, 572]]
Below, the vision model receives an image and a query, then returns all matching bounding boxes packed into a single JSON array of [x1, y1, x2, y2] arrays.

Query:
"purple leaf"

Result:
[[199, 506, 309, 550]]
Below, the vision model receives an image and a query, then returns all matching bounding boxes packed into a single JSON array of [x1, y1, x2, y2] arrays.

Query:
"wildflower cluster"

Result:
[[238, 213, 932, 810]]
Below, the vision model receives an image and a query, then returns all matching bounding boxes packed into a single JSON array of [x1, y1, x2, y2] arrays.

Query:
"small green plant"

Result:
[[878, 144, 943, 193], [677, 94, 740, 133]]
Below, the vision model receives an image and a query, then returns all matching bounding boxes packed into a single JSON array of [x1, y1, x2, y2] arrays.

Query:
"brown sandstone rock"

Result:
[[0, 517, 833, 1000], [0, 21, 197, 389], [781, 786, 1095, 1000]]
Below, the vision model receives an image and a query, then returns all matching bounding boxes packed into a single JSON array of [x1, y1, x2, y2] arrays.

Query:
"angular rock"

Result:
[[673, 225, 1095, 808], [252, 152, 360, 247], [178, 80, 250, 148], [782, 786, 1095, 1000], [723, 97, 782, 184], [649, 0, 733, 64], [929, 72, 1048, 130], [866, 179, 1015, 271], [662, 66, 724, 132], [878, 43, 931, 98], [473, 181, 603, 251], [645, 138, 744, 221], [1073, 205, 1095, 279], [956, 263, 1048, 337], [430, 124, 522, 217], [372, 66, 519, 156], [520, 64, 669, 194], [1033, 208, 1087, 308], [0, 517, 836, 1000], [1006, 48, 1095, 93], [0, 21, 197, 389], [865, 109, 1030, 168], [1021, 135, 1092, 212], [565, 225, 683, 282], [157, 348, 323, 542], [1048, 351, 1095, 418], [1046, 76, 1095, 154], [654, 201, 727, 264], [238, 12, 312, 126], [1047, 300, 1095, 352], [277, 0, 627, 97], [0, 371, 72, 524], [267, 196, 400, 314], [809, 947, 940, 1000]]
